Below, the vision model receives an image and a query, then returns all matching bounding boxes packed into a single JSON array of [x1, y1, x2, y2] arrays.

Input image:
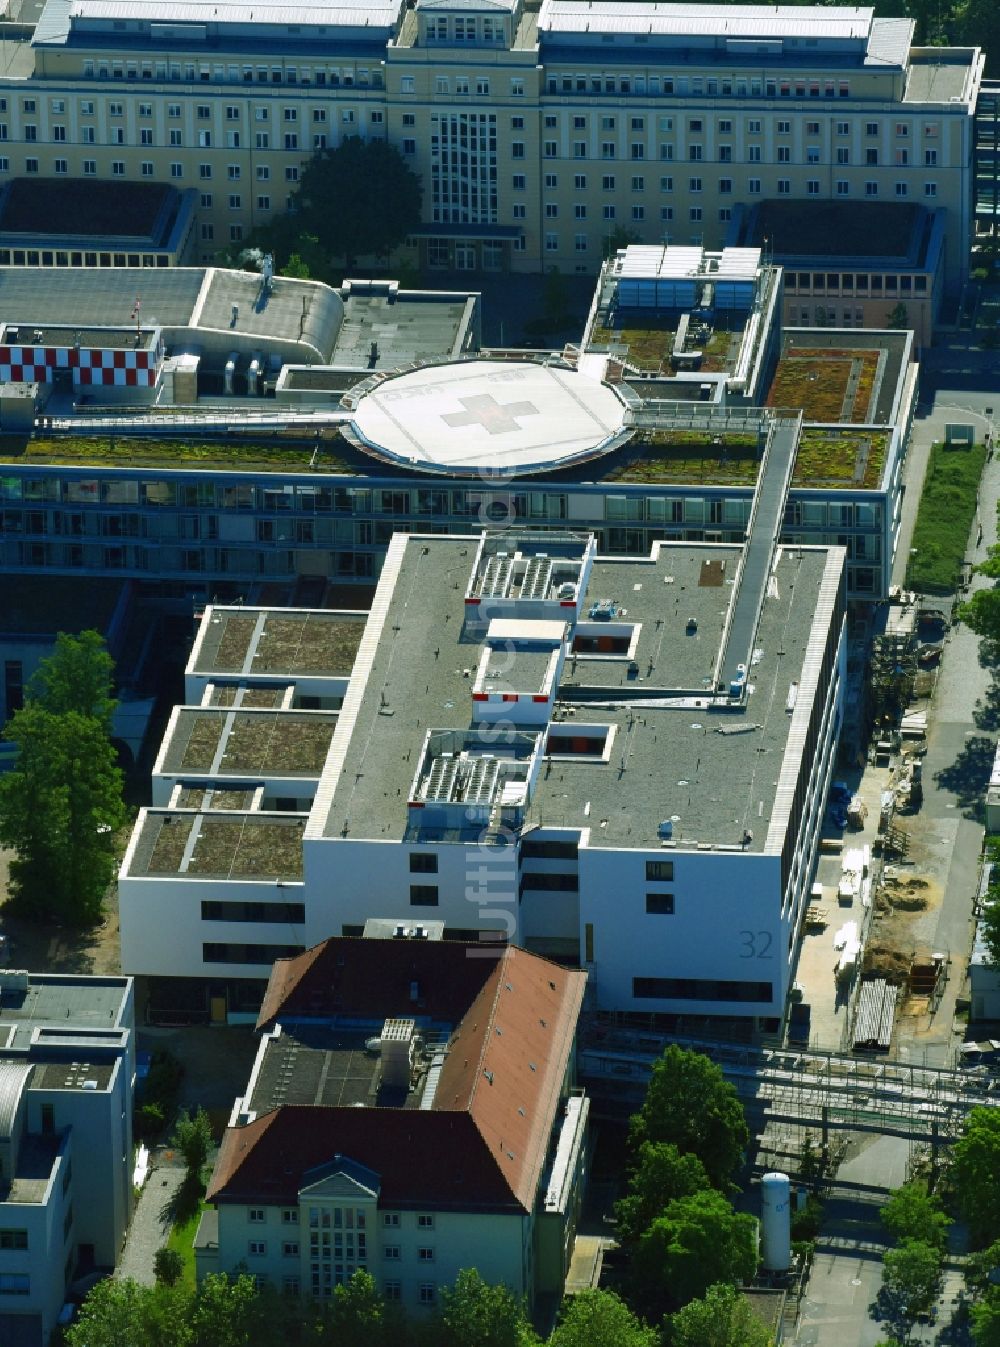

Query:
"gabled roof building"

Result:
[[196, 935, 588, 1315]]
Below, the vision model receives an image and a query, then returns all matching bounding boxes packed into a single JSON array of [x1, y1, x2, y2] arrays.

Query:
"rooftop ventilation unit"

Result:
[[589, 600, 617, 622], [657, 820, 673, 840]]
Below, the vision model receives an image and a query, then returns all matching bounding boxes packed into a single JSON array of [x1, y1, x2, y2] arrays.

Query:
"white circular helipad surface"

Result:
[[350, 359, 629, 477]]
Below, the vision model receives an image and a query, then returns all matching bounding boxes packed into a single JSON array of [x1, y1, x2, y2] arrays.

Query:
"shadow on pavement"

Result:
[[933, 734, 995, 820]]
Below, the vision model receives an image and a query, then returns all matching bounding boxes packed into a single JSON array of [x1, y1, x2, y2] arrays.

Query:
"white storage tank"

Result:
[[761, 1171, 792, 1272]]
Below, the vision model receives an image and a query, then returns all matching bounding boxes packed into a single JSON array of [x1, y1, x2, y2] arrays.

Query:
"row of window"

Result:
[[201, 901, 305, 924], [80, 60, 381, 89], [785, 273, 929, 295], [544, 74, 853, 99], [533, 141, 941, 167], [3, 537, 879, 592], [246, 1208, 434, 1229], [0, 500, 883, 531], [537, 113, 938, 139]]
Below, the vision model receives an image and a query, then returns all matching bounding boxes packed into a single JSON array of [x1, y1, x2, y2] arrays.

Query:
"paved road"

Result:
[[892, 360, 1000, 1066], [794, 338, 998, 1344], [116, 1152, 186, 1287]]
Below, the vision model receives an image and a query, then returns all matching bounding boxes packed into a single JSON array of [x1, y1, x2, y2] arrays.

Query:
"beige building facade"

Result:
[[0, 3, 982, 286]]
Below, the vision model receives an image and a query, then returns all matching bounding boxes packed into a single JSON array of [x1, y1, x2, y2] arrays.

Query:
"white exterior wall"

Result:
[[27, 1066, 131, 1270], [579, 847, 786, 1015], [118, 872, 307, 978], [0, 1144, 68, 1347], [212, 1200, 527, 1311], [303, 837, 522, 943]]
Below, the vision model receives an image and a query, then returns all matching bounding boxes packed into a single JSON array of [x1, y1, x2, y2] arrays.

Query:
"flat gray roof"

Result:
[[250, 1023, 427, 1112], [904, 51, 977, 103], [0, 974, 130, 1049], [2, 324, 158, 350], [332, 291, 474, 370], [0, 267, 345, 362], [319, 534, 843, 852]]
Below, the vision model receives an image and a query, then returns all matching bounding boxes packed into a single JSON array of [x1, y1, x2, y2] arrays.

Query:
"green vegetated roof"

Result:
[[0, 433, 361, 474]]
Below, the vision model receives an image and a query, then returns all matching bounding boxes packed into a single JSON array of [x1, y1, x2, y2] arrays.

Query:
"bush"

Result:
[[135, 1100, 165, 1140], [906, 442, 987, 593], [792, 1194, 824, 1243], [154, 1247, 184, 1287]]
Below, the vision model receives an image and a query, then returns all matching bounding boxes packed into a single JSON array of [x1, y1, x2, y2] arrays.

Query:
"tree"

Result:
[[0, 705, 126, 924], [67, 1279, 191, 1347], [294, 137, 422, 267], [881, 1238, 943, 1318], [324, 1270, 396, 1347], [959, 587, 1000, 644], [543, 267, 569, 329], [972, 1290, 1000, 1347], [436, 1268, 538, 1347], [602, 224, 641, 260], [282, 252, 312, 280], [886, 302, 910, 331], [549, 1289, 658, 1347], [668, 1282, 774, 1347], [966, 1238, 1000, 1296], [189, 1273, 259, 1347], [171, 1107, 213, 1185], [28, 629, 117, 732], [630, 1046, 749, 1189], [615, 1141, 710, 1245], [631, 1189, 759, 1317], [953, 1107, 1000, 1246], [154, 1247, 184, 1287], [880, 1180, 951, 1252]]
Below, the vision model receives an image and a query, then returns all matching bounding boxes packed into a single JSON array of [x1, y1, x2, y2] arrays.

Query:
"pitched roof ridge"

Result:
[[464, 953, 507, 1108]]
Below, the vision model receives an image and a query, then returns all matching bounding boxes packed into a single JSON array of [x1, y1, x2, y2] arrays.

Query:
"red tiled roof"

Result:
[[257, 937, 506, 1030], [207, 1106, 522, 1213], [217, 937, 586, 1215]]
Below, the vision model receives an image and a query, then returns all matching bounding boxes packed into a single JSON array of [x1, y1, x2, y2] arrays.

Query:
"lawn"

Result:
[[166, 1184, 210, 1291], [791, 428, 890, 490], [767, 350, 881, 423], [0, 433, 359, 474], [605, 431, 760, 485], [589, 320, 675, 370], [905, 441, 987, 593]]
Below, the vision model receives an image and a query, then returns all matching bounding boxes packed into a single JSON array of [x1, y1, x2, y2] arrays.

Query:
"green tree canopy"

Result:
[[630, 1046, 749, 1189], [615, 1141, 711, 1245], [28, 629, 117, 732], [324, 1270, 399, 1347], [295, 137, 422, 267], [972, 1290, 1000, 1347], [0, 705, 126, 924], [436, 1268, 538, 1347], [886, 302, 910, 331], [953, 1107, 1000, 1246], [548, 1289, 658, 1347], [668, 1282, 774, 1347], [958, 587, 1000, 643], [880, 1181, 951, 1252], [171, 1107, 214, 1186], [631, 1188, 759, 1318], [881, 1238, 943, 1318], [189, 1273, 259, 1347], [67, 1279, 191, 1347]]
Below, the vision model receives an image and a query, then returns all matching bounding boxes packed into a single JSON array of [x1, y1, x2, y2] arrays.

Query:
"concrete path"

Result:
[[116, 1155, 185, 1287]]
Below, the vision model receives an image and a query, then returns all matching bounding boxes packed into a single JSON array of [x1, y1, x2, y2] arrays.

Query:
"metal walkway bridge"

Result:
[[579, 1030, 997, 1144]]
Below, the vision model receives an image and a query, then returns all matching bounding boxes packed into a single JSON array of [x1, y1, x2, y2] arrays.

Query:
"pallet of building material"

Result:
[[852, 978, 898, 1052]]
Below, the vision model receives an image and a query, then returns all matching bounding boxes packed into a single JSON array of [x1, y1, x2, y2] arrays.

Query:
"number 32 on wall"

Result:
[[738, 930, 774, 958]]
